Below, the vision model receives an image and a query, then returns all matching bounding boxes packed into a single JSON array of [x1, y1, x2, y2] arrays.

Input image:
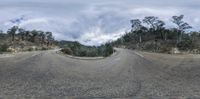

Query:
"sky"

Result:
[[0, 0, 200, 45]]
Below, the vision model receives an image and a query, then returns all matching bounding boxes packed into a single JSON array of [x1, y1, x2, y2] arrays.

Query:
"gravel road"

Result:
[[0, 48, 200, 99]]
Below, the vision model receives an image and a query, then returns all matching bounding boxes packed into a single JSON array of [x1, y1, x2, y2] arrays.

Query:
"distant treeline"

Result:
[[0, 26, 54, 46], [59, 41, 114, 57], [112, 15, 200, 53], [0, 26, 114, 56], [0, 26, 55, 52]]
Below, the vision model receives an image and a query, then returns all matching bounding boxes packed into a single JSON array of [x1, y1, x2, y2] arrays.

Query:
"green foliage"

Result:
[[61, 48, 73, 55], [0, 26, 56, 52], [0, 44, 9, 52], [112, 15, 199, 53], [59, 41, 114, 57], [7, 26, 18, 41], [103, 43, 114, 57], [41, 47, 48, 50], [6, 26, 56, 47], [177, 40, 193, 50], [27, 48, 33, 51]]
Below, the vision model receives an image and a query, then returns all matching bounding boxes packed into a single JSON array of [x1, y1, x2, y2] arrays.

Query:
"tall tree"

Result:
[[130, 19, 144, 43], [25, 31, 31, 41], [39, 31, 45, 45], [155, 20, 166, 40], [143, 16, 166, 40], [172, 15, 192, 42], [31, 30, 38, 43], [18, 28, 26, 41], [143, 16, 158, 30], [7, 26, 18, 42], [45, 32, 53, 46]]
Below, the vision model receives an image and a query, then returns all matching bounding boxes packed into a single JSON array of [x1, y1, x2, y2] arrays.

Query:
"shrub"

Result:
[[103, 43, 114, 57], [0, 44, 9, 52], [28, 48, 33, 51], [177, 40, 193, 51], [79, 50, 87, 56], [87, 50, 98, 57], [61, 43, 114, 57], [41, 47, 48, 50], [61, 48, 73, 55]]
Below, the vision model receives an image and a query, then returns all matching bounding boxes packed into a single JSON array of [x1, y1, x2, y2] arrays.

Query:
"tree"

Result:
[[18, 28, 26, 41], [0, 44, 8, 52], [31, 30, 38, 43], [172, 15, 192, 42], [7, 26, 18, 42], [143, 16, 158, 30], [143, 16, 166, 40], [130, 19, 144, 43], [130, 19, 142, 31], [25, 31, 30, 41], [103, 43, 114, 57], [46, 32, 54, 46], [0, 30, 5, 39], [155, 20, 166, 40], [38, 31, 45, 45]]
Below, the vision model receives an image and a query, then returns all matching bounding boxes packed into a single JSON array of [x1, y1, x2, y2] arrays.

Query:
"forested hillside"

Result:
[[0, 26, 114, 57], [112, 15, 200, 54], [0, 26, 55, 53], [59, 40, 114, 57]]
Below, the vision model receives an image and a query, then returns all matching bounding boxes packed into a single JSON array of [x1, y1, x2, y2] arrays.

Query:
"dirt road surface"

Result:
[[0, 48, 200, 99]]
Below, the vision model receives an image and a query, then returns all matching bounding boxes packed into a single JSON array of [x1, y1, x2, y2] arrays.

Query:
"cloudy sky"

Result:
[[0, 0, 200, 45]]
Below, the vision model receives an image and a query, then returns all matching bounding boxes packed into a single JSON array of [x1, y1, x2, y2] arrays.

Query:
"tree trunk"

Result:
[[139, 35, 142, 43], [180, 31, 183, 42], [164, 32, 167, 41], [12, 34, 15, 41]]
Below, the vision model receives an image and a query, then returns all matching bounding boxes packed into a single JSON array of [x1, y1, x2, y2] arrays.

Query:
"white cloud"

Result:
[[80, 27, 125, 45], [19, 18, 48, 26]]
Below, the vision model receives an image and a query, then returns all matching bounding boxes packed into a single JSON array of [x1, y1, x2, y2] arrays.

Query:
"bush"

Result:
[[41, 47, 48, 50], [61, 48, 73, 55], [0, 44, 9, 52], [177, 40, 193, 51], [87, 50, 98, 57], [28, 48, 33, 51], [103, 43, 114, 57], [61, 43, 114, 57], [79, 50, 87, 56]]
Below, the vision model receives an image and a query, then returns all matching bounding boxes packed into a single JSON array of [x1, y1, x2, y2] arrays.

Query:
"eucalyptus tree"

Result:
[[143, 16, 158, 31], [18, 28, 26, 41], [31, 30, 39, 43], [38, 31, 45, 45], [130, 19, 144, 43], [7, 26, 18, 42], [45, 32, 53, 46], [25, 31, 31, 41], [143, 16, 166, 40], [155, 20, 166, 40], [172, 15, 192, 42]]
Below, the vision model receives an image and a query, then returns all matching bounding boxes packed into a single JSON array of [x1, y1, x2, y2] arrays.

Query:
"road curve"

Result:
[[0, 48, 200, 98]]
